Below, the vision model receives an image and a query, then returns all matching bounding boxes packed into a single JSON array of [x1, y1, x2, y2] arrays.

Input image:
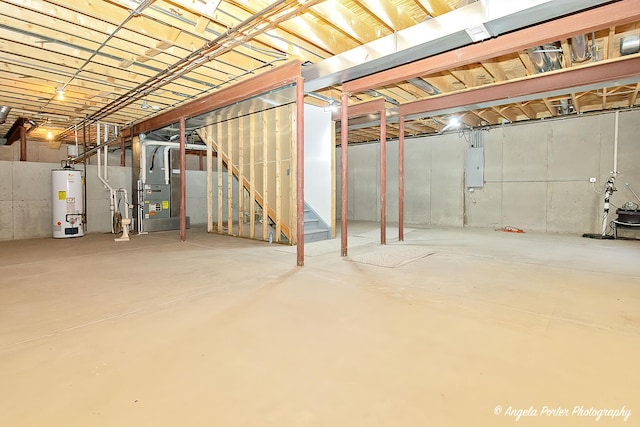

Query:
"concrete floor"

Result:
[[1, 223, 638, 426]]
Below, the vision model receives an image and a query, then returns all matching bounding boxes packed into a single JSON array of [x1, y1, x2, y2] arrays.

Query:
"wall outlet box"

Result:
[[589, 177, 597, 183]]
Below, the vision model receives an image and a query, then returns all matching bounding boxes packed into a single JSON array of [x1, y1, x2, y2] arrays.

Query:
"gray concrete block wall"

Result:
[[337, 132, 465, 228], [0, 162, 13, 240], [0, 140, 68, 163], [338, 109, 640, 236], [85, 165, 132, 233], [10, 162, 54, 240], [0, 161, 132, 240], [0, 143, 19, 161]]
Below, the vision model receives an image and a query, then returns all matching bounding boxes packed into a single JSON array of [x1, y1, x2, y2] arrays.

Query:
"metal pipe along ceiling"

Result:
[[56, 0, 303, 141], [42, 0, 154, 111]]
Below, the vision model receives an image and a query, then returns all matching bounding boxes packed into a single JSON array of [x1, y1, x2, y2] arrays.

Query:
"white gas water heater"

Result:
[[52, 161, 84, 238]]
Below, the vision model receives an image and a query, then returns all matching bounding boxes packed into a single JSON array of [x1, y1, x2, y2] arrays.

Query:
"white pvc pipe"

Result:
[[141, 146, 146, 185], [103, 123, 109, 182], [96, 122, 102, 184], [96, 121, 118, 233], [140, 140, 207, 185], [613, 110, 619, 175], [143, 140, 207, 150]]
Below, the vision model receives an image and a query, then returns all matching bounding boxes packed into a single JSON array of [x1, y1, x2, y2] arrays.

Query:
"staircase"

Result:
[[304, 202, 331, 243]]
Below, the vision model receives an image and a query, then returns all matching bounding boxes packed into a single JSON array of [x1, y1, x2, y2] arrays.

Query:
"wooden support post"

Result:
[[217, 122, 223, 234], [399, 116, 405, 242], [289, 104, 297, 246], [380, 106, 386, 245], [341, 92, 349, 257], [19, 126, 27, 162], [262, 112, 269, 241], [179, 116, 186, 242], [295, 77, 305, 265], [249, 115, 256, 239], [275, 109, 282, 243], [331, 120, 336, 239], [206, 126, 213, 233], [227, 120, 233, 235], [238, 117, 244, 237]]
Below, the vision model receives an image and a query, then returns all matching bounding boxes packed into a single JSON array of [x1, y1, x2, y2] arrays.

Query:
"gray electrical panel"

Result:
[[466, 146, 484, 188]]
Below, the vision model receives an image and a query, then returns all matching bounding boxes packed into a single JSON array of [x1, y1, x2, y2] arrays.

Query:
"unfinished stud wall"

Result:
[[197, 104, 296, 243], [338, 109, 640, 235]]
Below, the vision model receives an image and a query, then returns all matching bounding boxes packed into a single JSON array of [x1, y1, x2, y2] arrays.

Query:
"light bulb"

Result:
[[47, 130, 53, 139], [56, 88, 65, 101]]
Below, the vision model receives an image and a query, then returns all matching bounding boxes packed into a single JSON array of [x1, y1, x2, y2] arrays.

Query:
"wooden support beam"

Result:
[[630, 83, 640, 107], [206, 128, 213, 233], [331, 119, 336, 239], [249, 115, 256, 239], [262, 112, 269, 242], [275, 110, 282, 243], [542, 98, 558, 117], [571, 93, 582, 113], [341, 92, 349, 257]]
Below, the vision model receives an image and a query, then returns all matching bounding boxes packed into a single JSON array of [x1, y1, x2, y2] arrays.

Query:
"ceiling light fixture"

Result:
[[141, 98, 150, 109], [56, 87, 65, 101]]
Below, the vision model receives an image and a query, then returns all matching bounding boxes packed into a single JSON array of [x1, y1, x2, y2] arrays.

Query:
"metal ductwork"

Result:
[[0, 106, 11, 124], [559, 98, 571, 115], [620, 35, 640, 56], [570, 34, 591, 63], [527, 43, 564, 73], [408, 78, 441, 95], [303, 0, 616, 92]]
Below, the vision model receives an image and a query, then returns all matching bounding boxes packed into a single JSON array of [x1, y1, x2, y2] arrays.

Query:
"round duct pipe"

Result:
[[0, 106, 11, 124], [570, 34, 591, 63], [620, 35, 640, 56]]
